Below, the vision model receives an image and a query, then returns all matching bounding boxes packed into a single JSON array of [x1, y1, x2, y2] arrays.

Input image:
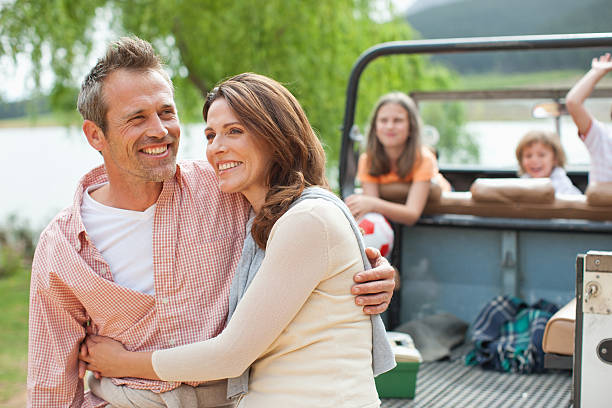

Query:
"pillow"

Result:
[[586, 182, 612, 206], [378, 181, 441, 204], [470, 178, 555, 204]]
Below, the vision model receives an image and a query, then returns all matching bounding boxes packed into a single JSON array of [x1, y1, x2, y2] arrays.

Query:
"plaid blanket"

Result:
[[465, 295, 558, 373]]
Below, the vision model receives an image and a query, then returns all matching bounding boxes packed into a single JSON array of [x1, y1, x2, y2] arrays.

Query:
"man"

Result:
[[566, 52, 612, 183], [28, 36, 395, 407]]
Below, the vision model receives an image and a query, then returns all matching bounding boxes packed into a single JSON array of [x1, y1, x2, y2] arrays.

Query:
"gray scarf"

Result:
[[226, 187, 396, 399]]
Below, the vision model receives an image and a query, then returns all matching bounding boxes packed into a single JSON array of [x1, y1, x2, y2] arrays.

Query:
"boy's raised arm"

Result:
[[566, 53, 612, 135]]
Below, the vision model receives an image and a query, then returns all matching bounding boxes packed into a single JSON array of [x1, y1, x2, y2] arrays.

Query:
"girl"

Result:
[[515, 130, 582, 195], [345, 92, 447, 225], [81, 73, 394, 407]]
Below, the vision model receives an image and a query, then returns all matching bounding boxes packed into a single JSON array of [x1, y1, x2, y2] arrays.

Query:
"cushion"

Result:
[[586, 182, 612, 206], [423, 191, 612, 221], [542, 298, 576, 356], [470, 178, 555, 204], [378, 182, 441, 204]]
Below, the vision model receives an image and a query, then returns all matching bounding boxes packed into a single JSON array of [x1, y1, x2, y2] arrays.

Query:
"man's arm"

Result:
[[566, 53, 612, 135], [352, 247, 395, 314], [28, 243, 88, 407]]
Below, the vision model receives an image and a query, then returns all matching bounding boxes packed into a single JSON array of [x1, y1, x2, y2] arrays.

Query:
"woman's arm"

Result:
[[345, 180, 430, 226], [84, 203, 336, 381], [361, 181, 379, 197]]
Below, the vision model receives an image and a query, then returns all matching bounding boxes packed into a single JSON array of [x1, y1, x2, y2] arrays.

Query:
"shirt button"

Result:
[[169, 339, 176, 346], [162, 298, 169, 305]]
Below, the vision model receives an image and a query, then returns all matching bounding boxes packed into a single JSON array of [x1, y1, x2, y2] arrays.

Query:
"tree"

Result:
[[1, 0, 469, 167]]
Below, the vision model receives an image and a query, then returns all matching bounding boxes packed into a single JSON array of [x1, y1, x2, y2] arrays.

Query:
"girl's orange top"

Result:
[[357, 147, 437, 185]]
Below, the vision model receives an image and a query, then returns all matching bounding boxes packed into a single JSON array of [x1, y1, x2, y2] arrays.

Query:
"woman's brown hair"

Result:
[[365, 92, 422, 178], [203, 73, 329, 249], [515, 130, 567, 175]]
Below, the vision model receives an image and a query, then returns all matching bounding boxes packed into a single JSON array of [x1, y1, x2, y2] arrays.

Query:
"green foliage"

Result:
[[0, 218, 31, 402], [421, 102, 479, 164], [1, 0, 475, 163], [0, 270, 29, 404], [0, 215, 35, 279], [0, 95, 49, 120]]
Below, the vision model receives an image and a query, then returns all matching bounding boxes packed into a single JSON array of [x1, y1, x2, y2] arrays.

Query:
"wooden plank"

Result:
[[585, 251, 612, 272]]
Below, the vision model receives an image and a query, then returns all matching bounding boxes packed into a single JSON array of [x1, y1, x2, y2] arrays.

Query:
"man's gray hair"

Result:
[[77, 36, 173, 131]]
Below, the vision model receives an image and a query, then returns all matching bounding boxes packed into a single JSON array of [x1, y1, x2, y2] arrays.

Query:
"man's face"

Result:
[[98, 69, 180, 184]]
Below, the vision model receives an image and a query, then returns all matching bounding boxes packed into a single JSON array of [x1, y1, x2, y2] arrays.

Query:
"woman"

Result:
[[82, 73, 394, 407], [345, 92, 449, 225]]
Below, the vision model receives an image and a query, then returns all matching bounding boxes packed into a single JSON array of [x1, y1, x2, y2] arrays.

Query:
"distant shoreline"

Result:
[[4, 69, 608, 128], [0, 113, 76, 129]]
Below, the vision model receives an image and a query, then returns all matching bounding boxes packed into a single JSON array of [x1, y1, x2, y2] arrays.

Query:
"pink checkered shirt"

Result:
[[28, 161, 250, 408]]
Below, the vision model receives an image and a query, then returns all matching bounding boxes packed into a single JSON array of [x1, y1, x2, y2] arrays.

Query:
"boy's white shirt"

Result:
[[582, 119, 612, 183], [521, 167, 582, 195]]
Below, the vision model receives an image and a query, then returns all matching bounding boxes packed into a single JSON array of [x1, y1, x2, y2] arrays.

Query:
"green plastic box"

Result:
[[374, 361, 420, 399]]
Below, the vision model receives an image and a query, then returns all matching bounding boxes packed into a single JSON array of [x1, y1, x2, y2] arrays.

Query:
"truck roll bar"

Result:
[[339, 33, 612, 198]]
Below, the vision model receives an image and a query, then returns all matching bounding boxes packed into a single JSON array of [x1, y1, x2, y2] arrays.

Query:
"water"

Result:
[[0, 123, 206, 230], [465, 117, 592, 168], [0, 118, 605, 231]]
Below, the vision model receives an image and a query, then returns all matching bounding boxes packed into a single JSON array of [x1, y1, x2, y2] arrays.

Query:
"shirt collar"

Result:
[[69, 163, 183, 250]]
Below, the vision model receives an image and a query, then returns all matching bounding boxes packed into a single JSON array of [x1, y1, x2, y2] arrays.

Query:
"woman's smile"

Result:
[[218, 161, 243, 171], [205, 97, 269, 212]]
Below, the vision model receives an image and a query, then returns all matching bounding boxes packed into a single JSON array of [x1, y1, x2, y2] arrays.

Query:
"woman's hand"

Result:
[[80, 335, 133, 378], [80, 335, 159, 380], [345, 194, 378, 220]]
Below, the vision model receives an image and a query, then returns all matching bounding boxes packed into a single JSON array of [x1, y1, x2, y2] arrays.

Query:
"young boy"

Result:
[[515, 130, 581, 195], [566, 53, 612, 183]]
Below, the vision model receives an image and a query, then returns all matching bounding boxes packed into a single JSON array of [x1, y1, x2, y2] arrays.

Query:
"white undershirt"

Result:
[[81, 183, 156, 295]]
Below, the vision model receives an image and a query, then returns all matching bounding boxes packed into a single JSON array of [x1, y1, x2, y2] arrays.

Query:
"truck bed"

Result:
[[381, 348, 572, 408]]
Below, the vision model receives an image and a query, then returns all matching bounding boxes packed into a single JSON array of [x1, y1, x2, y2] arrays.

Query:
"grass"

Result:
[[0, 269, 30, 404]]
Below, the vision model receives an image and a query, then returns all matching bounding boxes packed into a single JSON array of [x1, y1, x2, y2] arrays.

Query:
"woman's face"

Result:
[[205, 97, 269, 208], [375, 102, 410, 150], [521, 142, 556, 178]]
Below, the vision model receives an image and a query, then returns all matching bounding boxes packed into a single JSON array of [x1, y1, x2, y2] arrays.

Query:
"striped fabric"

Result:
[[465, 296, 558, 374], [28, 161, 250, 408]]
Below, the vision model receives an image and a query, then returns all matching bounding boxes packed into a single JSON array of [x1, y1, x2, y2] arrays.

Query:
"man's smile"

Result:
[[141, 145, 169, 156]]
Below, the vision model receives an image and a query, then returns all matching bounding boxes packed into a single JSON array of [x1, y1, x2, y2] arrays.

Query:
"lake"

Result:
[[1, 123, 206, 230], [0, 117, 600, 231]]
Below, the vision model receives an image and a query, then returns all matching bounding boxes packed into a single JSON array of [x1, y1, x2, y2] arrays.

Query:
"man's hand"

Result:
[[352, 247, 396, 314], [78, 342, 89, 379], [79, 323, 101, 380]]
